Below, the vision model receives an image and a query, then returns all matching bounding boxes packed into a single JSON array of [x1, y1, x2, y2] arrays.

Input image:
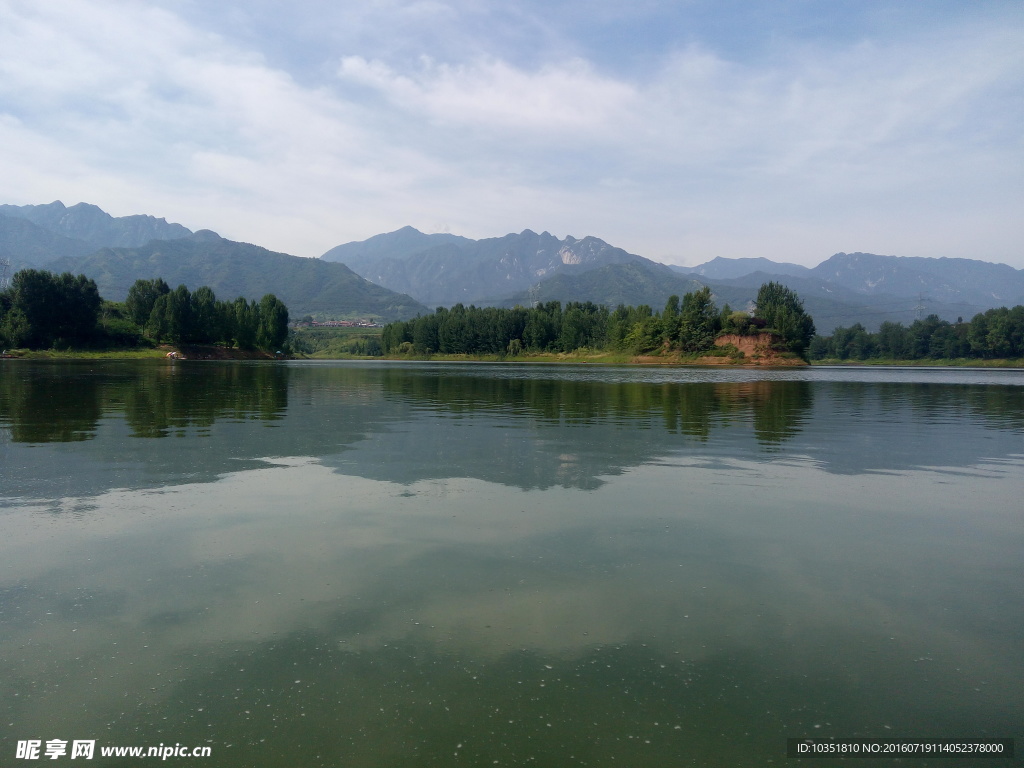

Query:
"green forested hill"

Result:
[[46, 231, 428, 320]]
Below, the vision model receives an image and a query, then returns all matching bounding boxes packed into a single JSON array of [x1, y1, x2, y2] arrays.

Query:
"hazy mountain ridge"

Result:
[[0, 213, 98, 269], [509, 262, 998, 334], [809, 252, 1024, 306], [45, 230, 428, 321], [324, 227, 1024, 332], [0, 201, 192, 249], [321, 225, 473, 264], [322, 227, 659, 306], [4, 200, 1023, 331], [674, 256, 812, 280], [494, 260, 899, 333], [499, 261, 707, 310]]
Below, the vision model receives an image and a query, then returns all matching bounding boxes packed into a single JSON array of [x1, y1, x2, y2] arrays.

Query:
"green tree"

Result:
[[523, 302, 559, 350], [908, 315, 943, 358], [148, 293, 170, 342], [98, 300, 144, 346], [807, 334, 830, 360], [876, 321, 909, 359], [1, 306, 30, 347], [233, 297, 258, 350], [162, 285, 194, 345], [979, 306, 1024, 359], [256, 294, 289, 351], [4, 269, 101, 348], [678, 286, 718, 353], [754, 282, 815, 357], [661, 294, 681, 344], [125, 278, 170, 333], [622, 314, 661, 354], [559, 302, 607, 351], [438, 303, 471, 353], [382, 317, 411, 353], [720, 306, 752, 334], [215, 299, 236, 345], [190, 286, 219, 344]]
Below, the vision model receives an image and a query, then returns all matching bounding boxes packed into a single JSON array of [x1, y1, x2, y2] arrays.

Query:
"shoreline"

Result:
[[0, 344, 279, 361], [5, 348, 1024, 369], [810, 357, 1024, 369]]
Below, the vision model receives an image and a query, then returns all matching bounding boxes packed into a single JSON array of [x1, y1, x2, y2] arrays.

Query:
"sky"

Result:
[[0, 0, 1021, 267]]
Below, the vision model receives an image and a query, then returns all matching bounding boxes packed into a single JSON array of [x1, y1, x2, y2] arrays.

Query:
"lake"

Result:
[[1, 360, 1022, 766]]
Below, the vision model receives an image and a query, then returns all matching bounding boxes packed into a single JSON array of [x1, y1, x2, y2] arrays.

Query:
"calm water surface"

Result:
[[1, 361, 1022, 766]]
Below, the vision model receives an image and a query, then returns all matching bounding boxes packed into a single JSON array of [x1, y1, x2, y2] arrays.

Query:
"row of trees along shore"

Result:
[[382, 282, 816, 359], [810, 307, 1024, 361], [0, 269, 289, 351]]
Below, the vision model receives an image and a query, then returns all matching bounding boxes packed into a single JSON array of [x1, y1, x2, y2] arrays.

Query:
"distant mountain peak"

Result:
[[320, 227, 649, 306], [0, 200, 192, 250], [682, 256, 813, 281], [66, 202, 106, 214], [810, 251, 1024, 305]]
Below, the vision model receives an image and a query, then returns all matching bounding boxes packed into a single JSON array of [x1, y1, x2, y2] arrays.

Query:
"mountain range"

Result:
[[321, 227, 1024, 332], [3, 200, 1023, 332], [45, 230, 428, 321], [0, 203, 426, 320], [323, 226, 659, 306], [1, 201, 191, 266]]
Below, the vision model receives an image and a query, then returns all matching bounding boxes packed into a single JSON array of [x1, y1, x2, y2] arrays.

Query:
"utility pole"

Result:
[[914, 292, 928, 321], [0, 258, 10, 292], [528, 283, 540, 308]]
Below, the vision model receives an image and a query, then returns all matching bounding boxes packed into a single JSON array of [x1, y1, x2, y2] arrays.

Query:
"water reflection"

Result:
[[0, 362, 289, 442], [381, 368, 814, 444], [121, 363, 288, 437], [2, 363, 1023, 502], [0, 366, 105, 443]]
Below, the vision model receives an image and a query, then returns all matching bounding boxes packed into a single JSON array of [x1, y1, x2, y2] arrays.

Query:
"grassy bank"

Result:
[[2, 344, 278, 361], [2, 347, 169, 360], [8, 346, 1022, 368], [375, 347, 805, 366], [377, 349, 635, 364], [811, 357, 1024, 368]]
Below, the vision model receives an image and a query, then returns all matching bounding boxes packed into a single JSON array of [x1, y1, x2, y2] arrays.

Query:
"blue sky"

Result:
[[1, 0, 1021, 266]]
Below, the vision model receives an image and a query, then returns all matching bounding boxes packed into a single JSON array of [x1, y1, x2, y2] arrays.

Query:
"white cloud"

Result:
[[0, 0, 1020, 264], [338, 55, 638, 137]]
